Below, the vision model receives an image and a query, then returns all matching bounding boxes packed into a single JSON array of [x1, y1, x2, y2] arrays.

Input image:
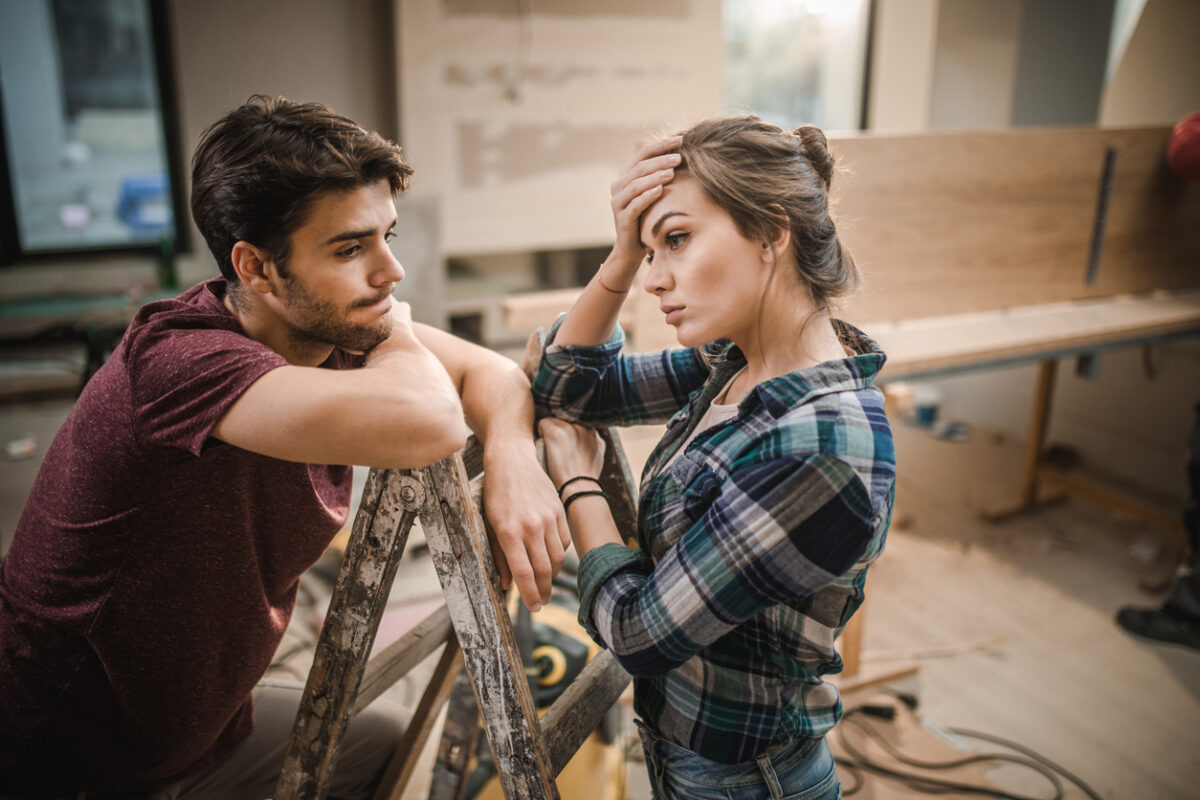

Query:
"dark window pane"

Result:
[[0, 0, 174, 253]]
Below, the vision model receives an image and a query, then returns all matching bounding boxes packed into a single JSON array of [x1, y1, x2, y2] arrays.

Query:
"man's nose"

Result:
[[375, 249, 405, 285]]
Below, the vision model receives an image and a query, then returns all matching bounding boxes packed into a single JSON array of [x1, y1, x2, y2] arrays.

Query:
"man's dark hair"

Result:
[[191, 95, 413, 288]]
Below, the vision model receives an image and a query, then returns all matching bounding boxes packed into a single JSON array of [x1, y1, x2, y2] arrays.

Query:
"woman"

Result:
[[532, 116, 895, 799]]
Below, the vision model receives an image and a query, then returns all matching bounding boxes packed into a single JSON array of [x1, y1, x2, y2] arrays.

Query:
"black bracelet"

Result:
[[562, 488, 607, 512], [557, 475, 603, 499]]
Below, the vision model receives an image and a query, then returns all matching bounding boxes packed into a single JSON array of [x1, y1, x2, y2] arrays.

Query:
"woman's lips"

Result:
[[661, 304, 684, 324]]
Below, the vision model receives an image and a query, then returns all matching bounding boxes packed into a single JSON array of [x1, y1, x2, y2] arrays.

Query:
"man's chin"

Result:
[[339, 331, 388, 353], [300, 322, 389, 354]]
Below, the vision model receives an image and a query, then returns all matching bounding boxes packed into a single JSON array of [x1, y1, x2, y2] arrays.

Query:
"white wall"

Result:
[[396, 0, 722, 257], [1099, 0, 1200, 125], [927, 0, 1021, 131], [167, 0, 398, 277], [866, 0, 939, 132]]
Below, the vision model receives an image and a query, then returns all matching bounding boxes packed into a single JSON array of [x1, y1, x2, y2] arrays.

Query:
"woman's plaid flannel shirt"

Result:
[[532, 317, 896, 764]]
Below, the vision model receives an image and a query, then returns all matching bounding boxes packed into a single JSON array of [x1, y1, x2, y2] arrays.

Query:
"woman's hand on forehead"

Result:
[[609, 135, 683, 270]]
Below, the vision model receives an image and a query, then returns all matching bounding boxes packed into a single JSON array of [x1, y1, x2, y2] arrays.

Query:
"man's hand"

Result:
[[481, 439, 571, 612], [362, 301, 421, 358]]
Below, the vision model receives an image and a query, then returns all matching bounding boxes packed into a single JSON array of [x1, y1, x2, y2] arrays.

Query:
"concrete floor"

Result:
[[2, 392, 1198, 798]]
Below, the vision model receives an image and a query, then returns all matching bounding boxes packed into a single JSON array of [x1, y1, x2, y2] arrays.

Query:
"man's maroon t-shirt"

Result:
[[0, 280, 358, 794]]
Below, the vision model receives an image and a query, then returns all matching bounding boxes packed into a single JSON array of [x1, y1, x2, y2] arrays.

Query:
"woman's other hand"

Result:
[[538, 418, 606, 491]]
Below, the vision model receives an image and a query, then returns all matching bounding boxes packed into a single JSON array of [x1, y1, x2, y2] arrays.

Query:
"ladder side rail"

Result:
[[418, 454, 560, 800], [275, 467, 426, 799]]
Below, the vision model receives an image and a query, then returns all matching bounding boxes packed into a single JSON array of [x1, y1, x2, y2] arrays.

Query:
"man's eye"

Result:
[[338, 244, 361, 257], [384, 231, 396, 243]]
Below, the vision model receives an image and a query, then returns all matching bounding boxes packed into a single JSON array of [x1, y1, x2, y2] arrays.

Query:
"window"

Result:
[[0, 0, 184, 264], [723, 0, 872, 133]]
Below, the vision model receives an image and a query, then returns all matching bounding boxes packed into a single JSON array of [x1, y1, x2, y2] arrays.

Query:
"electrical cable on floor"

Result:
[[835, 704, 1103, 799]]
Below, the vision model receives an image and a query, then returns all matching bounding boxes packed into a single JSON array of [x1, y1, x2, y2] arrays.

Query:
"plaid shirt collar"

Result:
[[701, 320, 887, 419]]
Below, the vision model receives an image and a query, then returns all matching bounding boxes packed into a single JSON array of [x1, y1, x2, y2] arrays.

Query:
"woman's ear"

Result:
[[761, 228, 792, 264], [761, 205, 792, 263], [230, 241, 275, 294]]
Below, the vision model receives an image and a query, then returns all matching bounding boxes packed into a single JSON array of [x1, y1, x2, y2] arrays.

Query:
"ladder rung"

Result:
[[539, 650, 631, 776], [354, 603, 454, 715]]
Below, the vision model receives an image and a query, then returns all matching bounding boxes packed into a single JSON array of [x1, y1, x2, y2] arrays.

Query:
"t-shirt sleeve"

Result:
[[126, 321, 288, 456]]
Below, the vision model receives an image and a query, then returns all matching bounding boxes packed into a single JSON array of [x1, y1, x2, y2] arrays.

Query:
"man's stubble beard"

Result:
[[281, 277, 393, 354]]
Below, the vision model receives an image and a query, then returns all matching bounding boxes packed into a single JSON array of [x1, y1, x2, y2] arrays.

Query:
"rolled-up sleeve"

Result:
[[531, 315, 709, 427]]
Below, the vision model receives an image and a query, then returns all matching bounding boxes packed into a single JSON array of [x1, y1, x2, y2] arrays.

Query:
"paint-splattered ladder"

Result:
[[273, 429, 638, 800]]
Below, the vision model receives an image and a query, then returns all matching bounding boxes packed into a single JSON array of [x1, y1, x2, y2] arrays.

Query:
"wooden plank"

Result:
[[539, 651, 631, 777], [598, 428, 639, 546], [840, 598, 865, 678], [417, 455, 560, 800], [428, 673, 482, 800], [1021, 360, 1057, 508], [1038, 464, 1186, 537], [499, 127, 1200, 343], [502, 288, 638, 337], [1094, 127, 1200, 297], [831, 129, 1098, 321], [353, 604, 454, 715], [373, 638, 464, 800], [503, 288, 1200, 380], [276, 468, 426, 800], [829, 126, 1200, 323], [871, 289, 1200, 381]]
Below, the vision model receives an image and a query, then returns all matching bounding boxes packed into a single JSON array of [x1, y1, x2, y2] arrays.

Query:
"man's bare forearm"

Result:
[[460, 354, 538, 451]]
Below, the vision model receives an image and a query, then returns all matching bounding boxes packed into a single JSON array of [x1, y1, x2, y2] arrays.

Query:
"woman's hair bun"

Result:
[[793, 125, 834, 189]]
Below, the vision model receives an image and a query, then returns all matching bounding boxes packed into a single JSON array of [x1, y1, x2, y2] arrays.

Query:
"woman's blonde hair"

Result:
[[670, 115, 858, 312]]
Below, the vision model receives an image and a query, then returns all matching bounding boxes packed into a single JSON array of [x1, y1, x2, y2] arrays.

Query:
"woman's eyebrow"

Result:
[[641, 210, 687, 247]]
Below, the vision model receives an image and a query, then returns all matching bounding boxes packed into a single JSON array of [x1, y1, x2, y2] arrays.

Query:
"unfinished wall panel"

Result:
[[396, 0, 722, 257], [828, 126, 1200, 324]]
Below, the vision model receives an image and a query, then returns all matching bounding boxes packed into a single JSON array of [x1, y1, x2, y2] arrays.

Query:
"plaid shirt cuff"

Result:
[[576, 542, 652, 645]]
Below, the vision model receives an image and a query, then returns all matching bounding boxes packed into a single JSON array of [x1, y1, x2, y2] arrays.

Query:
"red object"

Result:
[[1167, 111, 1200, 182]]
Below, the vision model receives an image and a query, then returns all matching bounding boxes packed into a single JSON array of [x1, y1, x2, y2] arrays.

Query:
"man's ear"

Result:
[[230, 241, 275, 294]]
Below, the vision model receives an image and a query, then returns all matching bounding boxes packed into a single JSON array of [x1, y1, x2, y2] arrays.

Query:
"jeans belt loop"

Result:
[[755, 748, 786, 800]]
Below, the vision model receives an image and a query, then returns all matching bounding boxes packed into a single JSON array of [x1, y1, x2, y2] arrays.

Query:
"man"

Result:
[[1115, 111, 1200, 652], [1115, 403, 1200, 651], [0, 97, 568, 798]]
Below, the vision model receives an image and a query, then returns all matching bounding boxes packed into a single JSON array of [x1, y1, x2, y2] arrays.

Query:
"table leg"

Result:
[[982, 359, 1068, 520]]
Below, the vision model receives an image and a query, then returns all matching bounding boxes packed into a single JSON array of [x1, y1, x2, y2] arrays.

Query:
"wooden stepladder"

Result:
[[273, 429, 638, 800]]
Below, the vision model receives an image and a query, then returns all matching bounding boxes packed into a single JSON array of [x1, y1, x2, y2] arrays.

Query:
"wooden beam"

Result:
[[354, 604, 454, 715], [871, 290, 1200, 382], [373, 638, 465, 800], [418, 455, 560, 800], [539, 651, 631, 776], [275, 468, 425, 800]]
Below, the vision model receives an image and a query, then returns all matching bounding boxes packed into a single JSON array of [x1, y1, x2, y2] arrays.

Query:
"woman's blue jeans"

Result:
[[636, 721, 841, 800]]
